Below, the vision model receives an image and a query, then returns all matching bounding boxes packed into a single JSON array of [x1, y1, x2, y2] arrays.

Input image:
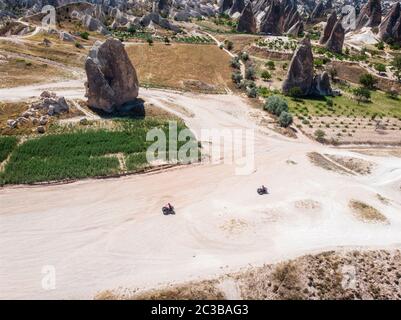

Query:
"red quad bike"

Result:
[[162, 203, 175, 215]]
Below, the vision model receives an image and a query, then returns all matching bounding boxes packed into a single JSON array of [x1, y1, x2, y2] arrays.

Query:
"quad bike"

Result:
[[257, 186, 268, 195], [162, 204, 175, 215]]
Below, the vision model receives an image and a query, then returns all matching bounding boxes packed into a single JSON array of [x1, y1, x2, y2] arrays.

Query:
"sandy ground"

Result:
[[1, 81, 401, 299]]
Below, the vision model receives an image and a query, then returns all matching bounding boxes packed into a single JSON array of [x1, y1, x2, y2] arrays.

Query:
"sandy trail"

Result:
[[1, 82, 401, 299]]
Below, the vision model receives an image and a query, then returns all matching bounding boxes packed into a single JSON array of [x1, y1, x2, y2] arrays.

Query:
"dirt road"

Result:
[[1, 83, 401, 299]]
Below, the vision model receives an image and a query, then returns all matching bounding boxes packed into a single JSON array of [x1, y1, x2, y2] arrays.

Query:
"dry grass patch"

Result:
[[95, 280, 225, 300], [325, 155, 374, 175], [307, 152, 351, 175], [349, 200, 388, 223], [0, 56, 71, 88], [126, 43, 234, 93]]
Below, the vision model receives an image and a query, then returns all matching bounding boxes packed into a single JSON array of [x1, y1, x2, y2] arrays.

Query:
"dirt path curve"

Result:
[[1, 82, 401, 299]]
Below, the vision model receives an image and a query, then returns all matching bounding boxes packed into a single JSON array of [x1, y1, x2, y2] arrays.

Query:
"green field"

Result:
[[0, 136, 18, 163], [0, 119, 199, 185], [286, 90, 401, 119]]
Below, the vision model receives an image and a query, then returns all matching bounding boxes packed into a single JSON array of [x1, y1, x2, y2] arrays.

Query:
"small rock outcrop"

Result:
[[237, 2, 256, 33], [282, 38, 332, 96], [85, 38, 139, 113], [287, 21, 304, 37], [219, 0, 233, 13], [355, 0, 382, 30], [319, 12, 337, 45], [379, 2, 401, 45], [325, 21, 345, 54]]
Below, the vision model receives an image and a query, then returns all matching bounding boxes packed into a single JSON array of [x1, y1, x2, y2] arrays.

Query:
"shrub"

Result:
[[245, 66, 256, 80], [261, 70, 272, 81], [359, 73, 378, 89], [314, 129, 326, 142], [230, 57, 241, 69], [278, 112, 293, 128], [374, 63, 386, 73], [265, 60, 275, 70], [80, 31, 89, 40], [225, 40, 234, 50], [241, 52, 249, 61], [231, 72, 243, 85], [287, 86, 303, 99], [146, 36, 153, 45], [264, 95, 289, 116], [247, 86, 258, 98], [353, 87, 371, 103]]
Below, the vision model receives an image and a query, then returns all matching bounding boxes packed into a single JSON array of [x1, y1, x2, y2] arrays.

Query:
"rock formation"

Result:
[[85, 38, 139, 113], [259, 0, 283, 35], [310, 1, 325, 22], [325, 20, 345, 54], [282, 37, 332, 96], [219, 0, 234, 13], [287, 21, 304, 37], [282, 38, 315, 96], [229, 0, 245, 16], [312, 71, 333, 96], [237, 2, 256, 33], [379, 2, 401, 45], [319, 11, 337, 45], [355, 0, 382, 30]]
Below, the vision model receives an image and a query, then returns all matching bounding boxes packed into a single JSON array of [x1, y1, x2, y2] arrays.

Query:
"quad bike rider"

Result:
[[257, 185, 268, 195], [162, 203, 175, 215]]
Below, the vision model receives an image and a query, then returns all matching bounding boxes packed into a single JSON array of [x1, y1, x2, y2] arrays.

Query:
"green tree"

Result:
[[374, 63, 386, 73], [353, 87, 371, 104], [391, 55, 401, 81], [359, 73, 378, 89], [146, 36, 153, 46], [314, 129, 326, 142], [264, 95, 289, 116], [265, 60, 275, 70], [288, 86, 303, 99], [245, 66, 256, 80], [261, 70, 272, 81], [278, 112, 293, 128]]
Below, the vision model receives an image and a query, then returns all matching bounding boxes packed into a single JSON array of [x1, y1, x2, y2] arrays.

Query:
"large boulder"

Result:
[[325, 20, 345, 54], [379, 2, 401, 45], [282, 38, 315, 96], [355, 0, 382, 30], [319, 11, 337, 45], [85, 38, 139, 113], [237, 2, 256, 33]]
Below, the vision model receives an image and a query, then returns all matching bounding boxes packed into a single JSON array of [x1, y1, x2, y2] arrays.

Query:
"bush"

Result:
[[231, 72, 243, 85], [359, 73, 378, 89], [245, 66, 256, 80], [353, 87, 371, 103], [247, 86, 258, 98], [264, 95, 289, 116], [261, 70, 272, 81], [374, 63, 386, 73], [146, 36, 153, 45], [278, 112, 293, 128], [287, 86, 303, 99], [225, 40, 234, 50], [240, 52, 249, 61], [230, 57, 241, 69], [265, 60, 275, 70], [80, 32, 89, 40], [314, 129, 326, 142]]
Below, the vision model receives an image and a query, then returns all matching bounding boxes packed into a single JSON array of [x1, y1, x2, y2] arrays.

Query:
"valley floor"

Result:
[[1, 82, 401, 299]]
